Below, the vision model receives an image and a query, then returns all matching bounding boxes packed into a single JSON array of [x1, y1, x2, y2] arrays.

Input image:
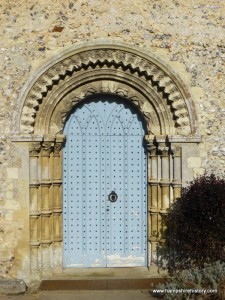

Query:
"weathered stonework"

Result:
[[0, 0, 224, 289], [19, 46, 195, 136], [0, 279, 26, 295]]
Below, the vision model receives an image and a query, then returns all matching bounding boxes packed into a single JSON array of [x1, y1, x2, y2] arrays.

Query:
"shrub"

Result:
[[154, 261, 225, 300], [164, 173, 225, 272]]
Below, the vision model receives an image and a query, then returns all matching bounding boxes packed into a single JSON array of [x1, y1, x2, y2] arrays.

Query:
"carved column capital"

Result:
[[29, 142, 41, 157], [144, 135, 155, 144], [148, 145, 157, 156], [144, 135, 157, 155], [158, 146, 169, 156], [53, 143, 63, 157], [41, 142, 54, 157], [170, 144, 182, 156]]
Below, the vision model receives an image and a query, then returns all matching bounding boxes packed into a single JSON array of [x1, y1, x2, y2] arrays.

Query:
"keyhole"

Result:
[[108, 191, 118, 202], [111, 195, 116, 201]]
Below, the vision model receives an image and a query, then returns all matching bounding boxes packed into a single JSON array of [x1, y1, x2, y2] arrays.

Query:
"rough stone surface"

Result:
[[0, 279, 27, 295], [0, 0, 224, 288]]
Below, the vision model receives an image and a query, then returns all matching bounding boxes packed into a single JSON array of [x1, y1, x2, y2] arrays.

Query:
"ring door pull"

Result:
[[108, 191, 118, 203]]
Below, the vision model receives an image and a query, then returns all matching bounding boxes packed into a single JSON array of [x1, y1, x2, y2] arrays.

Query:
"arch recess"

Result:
[[19, 44, 196, 136]]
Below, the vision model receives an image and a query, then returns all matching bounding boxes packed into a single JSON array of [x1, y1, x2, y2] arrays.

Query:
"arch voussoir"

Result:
[[20, 45, 196, 136]]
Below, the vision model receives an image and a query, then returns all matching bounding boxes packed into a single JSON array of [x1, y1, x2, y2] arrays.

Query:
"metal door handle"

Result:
[[108, 191, 118, 203]]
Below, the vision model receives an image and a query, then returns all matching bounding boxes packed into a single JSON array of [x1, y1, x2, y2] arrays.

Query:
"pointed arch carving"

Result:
[[19, 44, 196, 136]]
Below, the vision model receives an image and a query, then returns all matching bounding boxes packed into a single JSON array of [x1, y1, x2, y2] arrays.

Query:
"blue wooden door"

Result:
[[63, 95, 147, 268]]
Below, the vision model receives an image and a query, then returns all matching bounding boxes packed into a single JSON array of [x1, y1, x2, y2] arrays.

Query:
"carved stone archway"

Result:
[[17, 44, 200, 279], [20, 44, 196, 136]]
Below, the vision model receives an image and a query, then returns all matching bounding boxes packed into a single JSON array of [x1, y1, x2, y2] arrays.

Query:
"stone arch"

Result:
[[19, 44, 197, 136], [18, 44, 201, 279]]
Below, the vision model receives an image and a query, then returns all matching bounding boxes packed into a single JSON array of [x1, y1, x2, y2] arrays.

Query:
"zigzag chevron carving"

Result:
[[20, 46, 194, 134]]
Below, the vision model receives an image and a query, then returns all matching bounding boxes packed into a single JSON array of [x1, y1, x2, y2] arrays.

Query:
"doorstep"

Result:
[[40, 278, 166, 291], [39, 267, 167, 291]]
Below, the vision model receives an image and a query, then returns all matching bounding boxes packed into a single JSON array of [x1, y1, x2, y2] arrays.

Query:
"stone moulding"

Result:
[[19, 44, 197, 136]]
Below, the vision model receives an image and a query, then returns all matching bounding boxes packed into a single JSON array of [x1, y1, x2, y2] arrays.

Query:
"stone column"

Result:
[[159, 146, 170, 211], [158, 144, 170, 261], [148, 144, 158, 209], [52, 137, 63, 214], [149, 144, 158, 265], [29, 135, 65, 276], [53, 139, 63, 181], [41, 212, 52, 244], [41, 142, 53, 213], [171, 145, 182, 201], [30, 214, 41, 275], [29, 142, 41, 276], [30, 215, 40, 245], [40, 141, 53, 275], [52, 135, 64, 272], [145, 136, 159, 267], [41, 142, 53, 181], [29, 142, 41, 213], [40, 211, 52, 275]]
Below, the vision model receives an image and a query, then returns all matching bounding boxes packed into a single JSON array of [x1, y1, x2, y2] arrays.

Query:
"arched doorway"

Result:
[[16, 43, 199, 279], [63, 94, 147, 267]]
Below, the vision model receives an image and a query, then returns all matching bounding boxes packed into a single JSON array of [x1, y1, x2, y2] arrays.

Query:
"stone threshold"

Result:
[[39, 278, 166, 291]]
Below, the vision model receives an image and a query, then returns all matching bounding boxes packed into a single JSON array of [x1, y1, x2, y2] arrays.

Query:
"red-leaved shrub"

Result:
[[164, 173, 225, 272]]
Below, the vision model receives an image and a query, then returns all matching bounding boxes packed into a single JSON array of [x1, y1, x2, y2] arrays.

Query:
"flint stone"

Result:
[[0, 279, 27, 295]]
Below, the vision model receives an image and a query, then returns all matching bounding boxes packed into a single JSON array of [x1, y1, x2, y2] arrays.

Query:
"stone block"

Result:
[[7, 168, 18, 179], [187, 157, 202, 168], [0, 279, 26, 295]]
